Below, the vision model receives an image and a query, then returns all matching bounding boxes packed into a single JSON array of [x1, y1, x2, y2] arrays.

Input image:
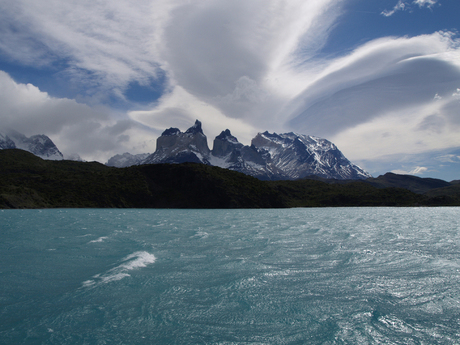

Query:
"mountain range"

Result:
[[107, 120, 371, 180]]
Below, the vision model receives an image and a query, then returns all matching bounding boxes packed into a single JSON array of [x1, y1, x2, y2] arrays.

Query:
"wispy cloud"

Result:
[[436, 154, 460, 163], [392, 166, 428, 175], [381, 0, 439, 17], [382, 1, 407, 17], [413, 0, 438, 9]]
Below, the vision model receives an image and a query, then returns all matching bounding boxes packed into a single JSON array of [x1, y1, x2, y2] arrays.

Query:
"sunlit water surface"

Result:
[[1, 208, 460, 344]]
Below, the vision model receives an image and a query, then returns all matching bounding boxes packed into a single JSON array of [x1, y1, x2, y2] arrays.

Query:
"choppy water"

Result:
[[1, 207, 460, 344]]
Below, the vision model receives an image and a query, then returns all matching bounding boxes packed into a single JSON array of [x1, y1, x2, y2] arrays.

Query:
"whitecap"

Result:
[[82, 251, 156, 288], [117, 251, 157, 270]]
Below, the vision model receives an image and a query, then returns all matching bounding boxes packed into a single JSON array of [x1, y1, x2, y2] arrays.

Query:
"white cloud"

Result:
[[0, 71, 107, 135], [453, 88, 460, 99]]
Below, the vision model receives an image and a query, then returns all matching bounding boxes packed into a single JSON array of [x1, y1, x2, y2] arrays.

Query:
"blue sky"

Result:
[[0, 0, 459, 180]]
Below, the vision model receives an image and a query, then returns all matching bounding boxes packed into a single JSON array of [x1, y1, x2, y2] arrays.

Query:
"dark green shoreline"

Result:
[[1, 149, 459, 209]]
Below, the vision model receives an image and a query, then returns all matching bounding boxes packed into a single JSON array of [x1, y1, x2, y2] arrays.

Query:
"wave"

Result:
[[82, 251, 156, 287]]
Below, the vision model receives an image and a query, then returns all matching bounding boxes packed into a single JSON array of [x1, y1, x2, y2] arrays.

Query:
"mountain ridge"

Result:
[[109, 120, 371, 180]]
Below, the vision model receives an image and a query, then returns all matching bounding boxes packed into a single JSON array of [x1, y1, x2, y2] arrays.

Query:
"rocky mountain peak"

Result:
[[185, 120, 204, 135], [212, 129, 243, 158], [142, 120, 210, 165], [215, 129, 237, 142]]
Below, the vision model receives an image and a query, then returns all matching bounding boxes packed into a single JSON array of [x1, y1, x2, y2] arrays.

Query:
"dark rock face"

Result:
[[142, 120, 211, 165], [212, 129, 243, 157]]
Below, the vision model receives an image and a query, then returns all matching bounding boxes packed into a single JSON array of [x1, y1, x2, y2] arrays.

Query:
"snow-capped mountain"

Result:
[[131, 120, 371, 180], [249, 131, 370, 180], [0, 130, 64, 160], [210, 130, 370, 180], [106, 152, 151, 168]]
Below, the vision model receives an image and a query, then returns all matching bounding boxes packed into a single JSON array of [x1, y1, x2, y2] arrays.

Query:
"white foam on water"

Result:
[[101, 272, 131, 283], [117, 251, 157, 270], [82, 251, 156, 287], [88, 236, 108, 243]]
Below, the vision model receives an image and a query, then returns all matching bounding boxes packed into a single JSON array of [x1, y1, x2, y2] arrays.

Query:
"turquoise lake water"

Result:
[[1, 207, 460, 344]]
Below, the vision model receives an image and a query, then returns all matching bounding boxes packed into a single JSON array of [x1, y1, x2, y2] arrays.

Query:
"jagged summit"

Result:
[[184, 120, 204, 135], [215, 129, 238, 142], [141, 120, 211, 165], [212, 129, 244, 158], [128, 120, 371, 180]]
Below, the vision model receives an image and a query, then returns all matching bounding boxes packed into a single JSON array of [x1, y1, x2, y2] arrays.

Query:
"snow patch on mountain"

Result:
[[0, 130, 64, 160]]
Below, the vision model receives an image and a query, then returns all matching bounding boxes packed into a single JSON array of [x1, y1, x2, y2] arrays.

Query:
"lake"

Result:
[[1, 207, 459, 344]]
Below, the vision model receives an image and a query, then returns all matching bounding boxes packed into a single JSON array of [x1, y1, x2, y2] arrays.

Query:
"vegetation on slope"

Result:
[[0, 149, 282, 208], [0, 149, 458, 208]]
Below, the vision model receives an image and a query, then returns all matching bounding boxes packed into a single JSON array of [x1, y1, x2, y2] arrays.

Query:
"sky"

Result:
[[0, 0, 459, 180]]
